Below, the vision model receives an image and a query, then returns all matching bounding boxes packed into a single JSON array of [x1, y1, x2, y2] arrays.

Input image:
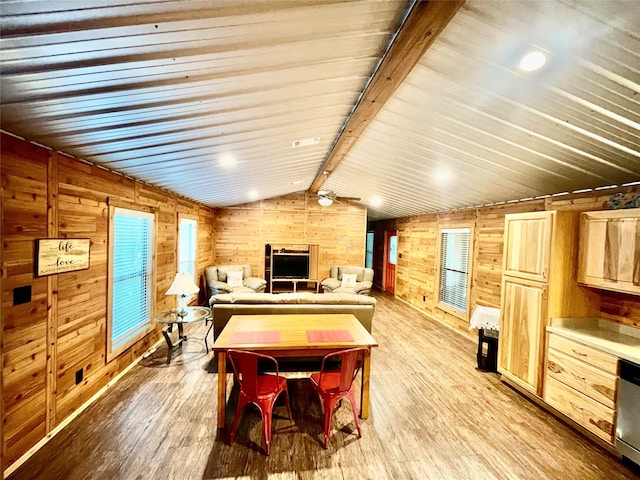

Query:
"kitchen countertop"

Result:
[[547, 317, 640, 365]]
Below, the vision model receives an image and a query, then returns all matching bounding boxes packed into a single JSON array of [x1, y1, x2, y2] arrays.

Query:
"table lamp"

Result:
[[166, 273, 200, 317]]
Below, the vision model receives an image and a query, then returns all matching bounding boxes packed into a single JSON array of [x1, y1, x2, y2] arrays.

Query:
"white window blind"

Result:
[[439, 228, 471, 312], [178, 218, 197, 280], [111, 208, 154, 351]]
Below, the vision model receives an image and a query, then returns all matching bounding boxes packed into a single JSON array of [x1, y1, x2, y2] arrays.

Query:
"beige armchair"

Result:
[[204, 264, 267, 298], [321, 266, 374, 295]]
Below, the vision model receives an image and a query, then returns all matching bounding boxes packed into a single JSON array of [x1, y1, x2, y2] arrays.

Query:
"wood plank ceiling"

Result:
[[1, 1, 639, 220]]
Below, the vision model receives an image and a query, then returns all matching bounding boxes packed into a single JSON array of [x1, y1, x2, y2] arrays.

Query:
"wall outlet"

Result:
[[13, 285, 32, 305], [75, 368, 84, 385]]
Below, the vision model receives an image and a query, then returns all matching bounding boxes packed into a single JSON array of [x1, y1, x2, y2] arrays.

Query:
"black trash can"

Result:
[[477, 328, 498, 372]]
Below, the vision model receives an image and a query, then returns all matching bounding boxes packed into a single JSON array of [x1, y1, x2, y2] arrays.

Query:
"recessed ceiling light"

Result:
[[220, 154, 235, 167], [519, 50, 546, 72], [370, 196, 382, 207], [290, 180, 302, 185], [248, 190, 258, 199], [435, 171, 450, 181]]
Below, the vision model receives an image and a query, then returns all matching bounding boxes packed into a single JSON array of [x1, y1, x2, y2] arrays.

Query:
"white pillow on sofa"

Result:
[[342, 273, 357, 288], [227, 271, 244, 288]]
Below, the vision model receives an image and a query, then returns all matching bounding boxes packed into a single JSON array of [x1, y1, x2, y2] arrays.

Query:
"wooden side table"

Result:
[[155, 306, 211, 364]]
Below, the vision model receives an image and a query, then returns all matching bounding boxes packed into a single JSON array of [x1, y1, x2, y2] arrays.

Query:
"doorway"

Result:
[[384, 230, 397, 295]]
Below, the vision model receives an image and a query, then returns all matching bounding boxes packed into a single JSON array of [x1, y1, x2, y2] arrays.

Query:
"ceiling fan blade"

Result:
[[318, 190, 337, 199], [317, 173, 360, 202]]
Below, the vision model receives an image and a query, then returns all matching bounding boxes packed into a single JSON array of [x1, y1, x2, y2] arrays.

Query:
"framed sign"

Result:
[[36, 238, 91, 276]]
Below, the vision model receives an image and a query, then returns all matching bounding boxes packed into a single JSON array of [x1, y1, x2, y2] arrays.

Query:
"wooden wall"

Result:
[[3, 127, 637, 473], [1, 133, 215, 473], [213, 193, 367, 282], [371, 186, 640, 336]]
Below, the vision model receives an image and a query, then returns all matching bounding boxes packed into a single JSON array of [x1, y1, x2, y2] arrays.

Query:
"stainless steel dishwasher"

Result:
[[616, 359, 640, 466]]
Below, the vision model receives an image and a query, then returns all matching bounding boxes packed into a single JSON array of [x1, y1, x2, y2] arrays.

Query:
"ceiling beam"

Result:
[[309, 0, 465, 193]]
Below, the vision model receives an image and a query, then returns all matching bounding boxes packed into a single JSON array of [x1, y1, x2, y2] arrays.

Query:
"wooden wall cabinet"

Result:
[[578, 209, 640, 296], [499, 211, 596, 396], [544, 333, 618, 443], [503, 212, 552, 282]]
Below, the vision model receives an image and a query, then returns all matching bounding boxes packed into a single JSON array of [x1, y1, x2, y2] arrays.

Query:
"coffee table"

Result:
[[155, 306, 211, 364], [212, 313, 378, 428]]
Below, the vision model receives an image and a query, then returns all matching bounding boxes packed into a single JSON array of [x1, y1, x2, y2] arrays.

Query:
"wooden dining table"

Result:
[[212, 313, 378, 428]]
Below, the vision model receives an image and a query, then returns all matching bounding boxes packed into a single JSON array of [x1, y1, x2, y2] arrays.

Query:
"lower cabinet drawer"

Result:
[[544, 376, 615, 443], [546, 348, 617, 408], [547, 334, 618, 374]]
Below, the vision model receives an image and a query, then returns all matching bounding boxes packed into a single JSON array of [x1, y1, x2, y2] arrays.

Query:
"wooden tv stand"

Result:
[[264, 243, 319, 293], [271, 277, 318, 293]]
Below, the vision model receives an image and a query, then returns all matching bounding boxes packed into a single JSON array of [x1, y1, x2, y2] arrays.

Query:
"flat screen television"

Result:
[[272, 254, 309, 279]]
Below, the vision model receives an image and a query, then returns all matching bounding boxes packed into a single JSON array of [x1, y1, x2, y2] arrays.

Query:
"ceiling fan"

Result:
[[317, 171, 361, 206]]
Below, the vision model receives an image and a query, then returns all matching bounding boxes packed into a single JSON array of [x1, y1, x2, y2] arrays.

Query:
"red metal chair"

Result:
[[308, 347, 367, 448], [227, 349, 292, 455]]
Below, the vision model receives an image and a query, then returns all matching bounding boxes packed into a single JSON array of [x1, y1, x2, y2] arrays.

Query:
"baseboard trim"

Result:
[[2, 338, 164, 479], [500, 375, 621, 459], [395, 296, 475, 344]]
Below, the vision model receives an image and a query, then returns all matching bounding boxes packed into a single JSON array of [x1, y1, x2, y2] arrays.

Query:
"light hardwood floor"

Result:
[[7, 292, 639, 480]]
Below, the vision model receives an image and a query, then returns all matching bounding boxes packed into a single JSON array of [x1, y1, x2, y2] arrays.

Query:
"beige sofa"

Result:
[[208, 292, 376, 341]]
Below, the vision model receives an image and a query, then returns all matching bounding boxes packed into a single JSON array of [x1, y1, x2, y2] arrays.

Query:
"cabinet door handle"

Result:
[[572, 349, 587, 357], [569, 401, 584, 412]]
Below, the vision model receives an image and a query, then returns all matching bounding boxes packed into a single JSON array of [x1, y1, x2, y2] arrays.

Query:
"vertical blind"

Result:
[[439, 228, 471, 312], [111, 208, 154, 350], [178, 218, 197, 280]]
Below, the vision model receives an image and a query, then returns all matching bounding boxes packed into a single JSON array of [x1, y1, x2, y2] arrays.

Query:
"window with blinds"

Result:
[[109, 207, 155, 355], [178, 217, 197, 280], [439, 227, 471, 313]]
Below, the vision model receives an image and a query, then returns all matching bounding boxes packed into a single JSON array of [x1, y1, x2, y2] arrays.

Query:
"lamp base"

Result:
[[177, 295, 188, 317]]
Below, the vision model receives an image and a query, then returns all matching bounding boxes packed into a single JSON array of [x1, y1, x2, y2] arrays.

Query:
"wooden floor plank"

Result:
[[6, 292, 639, 480]]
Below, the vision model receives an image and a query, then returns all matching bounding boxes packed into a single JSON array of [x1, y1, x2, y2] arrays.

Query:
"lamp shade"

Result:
[[166, 273, 199, 296], [318, 196, 333, 207]]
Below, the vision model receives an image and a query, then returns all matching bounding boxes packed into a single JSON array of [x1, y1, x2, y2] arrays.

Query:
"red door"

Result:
[[384, 230, 397, 295]]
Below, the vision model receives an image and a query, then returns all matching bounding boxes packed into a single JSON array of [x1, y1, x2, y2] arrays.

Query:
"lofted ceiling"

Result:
[[1, 0, 639, 221]]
